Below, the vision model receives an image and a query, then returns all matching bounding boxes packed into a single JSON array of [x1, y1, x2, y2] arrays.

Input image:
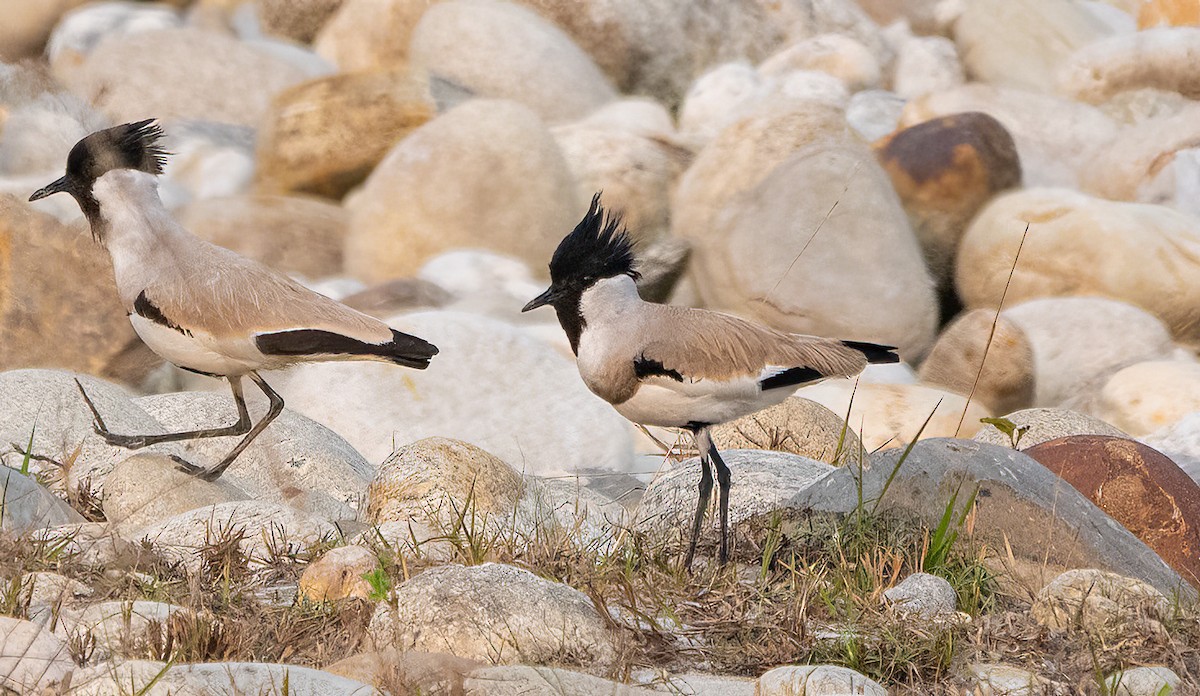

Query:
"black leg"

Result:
[[192, 372, 284, 482], [76, 376, 252, 449], [697, 428, 732, 565], [683, 433, 714, 571]]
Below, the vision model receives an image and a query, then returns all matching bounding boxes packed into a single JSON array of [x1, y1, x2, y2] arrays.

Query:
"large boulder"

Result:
[[917, 309, 1034, 415], [956, 188, 1200, 342], [368, 563, 617, 670], [0, 616, 74, 693], [409, 0, 617, 123], [789, 439, 1191, 596], [262, 311, 635, 476], [1023, 436, 1200, 588], [1094, 361, 1200, 436], [711, 397, 862, 464], [1059, 28, 1200, 104], [100, 453, 247, 533], [59, 28, 311, 126], [255, 68, 436, 199], [176, 194, 349, 279], [134, 391, 373, 519], [344, 99, 580, 282], [681, 141, 938, 358], [0, 199, 141, 379]]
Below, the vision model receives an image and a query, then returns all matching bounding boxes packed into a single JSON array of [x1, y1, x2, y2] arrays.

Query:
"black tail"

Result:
[[842, 340, 900, 364], [255, 328, 438, 369]]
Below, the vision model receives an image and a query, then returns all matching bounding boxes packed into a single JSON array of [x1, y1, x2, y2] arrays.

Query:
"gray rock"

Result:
[[0, 615, 74, 693], [637, 450, 835, 534], [265, 311, 636, 477], [788, 439, 1192, 597], [757, 665, 886, 696], [967, 663, 1055, 696], [100, 453, 248, 534], [369, 563, 617, 670], [463, 665, 655, 695], [1105, 666, 1182, 696], [881, 572, 957, 619], [134, 392, 371, 520], [66, 659, 381, 695], [0, 369, 173, 492], [410, 0, 616, 123], [0, 468, 84, 531], [974, 407, 1127, 450], [133, 500, 339, 570], [845, 90, 905, 142]]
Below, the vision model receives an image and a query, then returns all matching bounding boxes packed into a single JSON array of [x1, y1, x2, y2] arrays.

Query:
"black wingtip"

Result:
[[843, 340, 900, 364]]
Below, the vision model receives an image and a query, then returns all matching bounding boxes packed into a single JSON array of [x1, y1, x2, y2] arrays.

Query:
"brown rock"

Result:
[[874, 112, 1021, 310], [176, 194, 348, 279], [1140, 0, 1200, 29], [712, 397, 862, 464], [1024, 435, 1200, 588], [0, 0, 87, 61], [258, 0, 345, 43], [324, 649, 479, 695], [314, 0, 431, 72], [256, 68, 436, 199], [0, 197, 140, 377], [918, 308, 1034, 415], [298, 545, 379, 602]]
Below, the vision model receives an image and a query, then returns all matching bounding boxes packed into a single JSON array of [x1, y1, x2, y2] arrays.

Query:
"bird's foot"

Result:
[[170, 454, 218, 481]]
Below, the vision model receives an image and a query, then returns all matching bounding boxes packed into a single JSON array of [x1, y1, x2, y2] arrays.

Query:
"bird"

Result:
[[29, 119, 439, 482], [523, 193, 900, 568]]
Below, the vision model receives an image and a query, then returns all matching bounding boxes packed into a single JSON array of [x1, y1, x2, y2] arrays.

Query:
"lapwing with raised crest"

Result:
[[30, 120, 439, 481], [523, 194, 899, 568]]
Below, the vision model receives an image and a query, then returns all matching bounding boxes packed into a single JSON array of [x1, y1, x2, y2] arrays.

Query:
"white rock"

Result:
[[968, 663, 1054, 696], [678, 62, 770, 144], [1142, 412, 1200, 484], [100, 453, 248, 533], [1105, 666, 1182, 696], [1095, 361, 1200, 436], [463, 665, 654, 695], [882, 572, 958, 618], [135, 391, 371, 519], [575, 97, 676, 139], [132, 500, 338, 570], [891, 35, 964, 99], [66, 659, 381, 695], [758, 34, 881, 91], [845, 89, 906, 142], [159, 120, 257, 205], [263, 311, 636, 477], [369, 563, 617, 669], [60, 600, 187, 663], [1059, 27, 1200, 104], [758, 665, 886, 696], [0, 616, 73, 693], [1002, 297, 1181, 408], [31, 522, 138, 569], [974, 407, 1127, 450], [46, 1, 182, 73], [0, 89, 108, 177]]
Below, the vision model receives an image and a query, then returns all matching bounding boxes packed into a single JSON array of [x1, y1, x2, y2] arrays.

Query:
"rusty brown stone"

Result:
[[1024, 435, 1200, 589], [256, 67, 436, 199], [874, 112, 1021, 314], [0, 196, 143, 380]]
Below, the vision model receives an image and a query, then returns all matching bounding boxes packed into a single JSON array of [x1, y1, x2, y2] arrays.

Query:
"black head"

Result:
[[29, 119, 168, 238], [522, 193, 639, 352]]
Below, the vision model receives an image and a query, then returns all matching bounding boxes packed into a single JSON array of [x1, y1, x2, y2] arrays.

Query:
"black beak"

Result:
[[522, 287, 556, 313], [29, 176, 69, 202]]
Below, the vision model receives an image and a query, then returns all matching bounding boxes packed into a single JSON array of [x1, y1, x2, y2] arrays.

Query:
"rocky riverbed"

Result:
[[2, 0, 1200, 694]]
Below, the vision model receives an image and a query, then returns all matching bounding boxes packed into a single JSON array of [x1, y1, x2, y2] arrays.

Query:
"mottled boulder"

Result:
[[177, 194, 349, 278], [955, 0, 1114, 93], [957, 188, 1200, 341], [256, 68, 436, 199], [711, 398, 862, 464], [789, 439, 1190, 595], [1094, 361, 1200, 435], [0, 199, 140, 378], [368, 563, 617, 670], [0, 616, 73, 693], [0, 468, 84, 532], [1060, 28, 1200, 104], [973, 407, 1127, 450], [758, 665, 886, 696], [1024, 436, 1200, 588], [298, 544, 379, 602], [410, 0, 616, 123], [882, 572, 958, 620], [917, 309, 1035, 415], [101, 453, 247, 534], [367, 437, 524, 524], [60, 28, 310, 126], [1003, 297, 1180, 408], [1031, 568, 1171, 636], [345, 99, 580, 281], [874, 112, 1021, 305]]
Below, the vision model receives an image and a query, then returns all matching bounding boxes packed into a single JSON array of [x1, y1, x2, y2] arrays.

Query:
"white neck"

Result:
[[92, 169, 185, 301], [579, 274, 642, 326]]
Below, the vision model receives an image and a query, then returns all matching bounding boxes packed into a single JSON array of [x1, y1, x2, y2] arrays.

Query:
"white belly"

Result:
[[129, 314, 256, 376], [612, 376, 795, 429]]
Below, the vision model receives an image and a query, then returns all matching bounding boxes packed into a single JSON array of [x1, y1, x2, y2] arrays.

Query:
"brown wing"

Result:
[[638, 305, 871, 382], [144, 240, 392, 343]]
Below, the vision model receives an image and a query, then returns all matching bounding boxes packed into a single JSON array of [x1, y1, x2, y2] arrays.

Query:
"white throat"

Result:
[[91, 169, 184, 302], [578, 275, 642, 326]]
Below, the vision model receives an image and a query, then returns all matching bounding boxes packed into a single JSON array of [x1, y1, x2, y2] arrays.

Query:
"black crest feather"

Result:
[[66, 118, 170, 183], [115, 119, 169, 175], [549, 193, 640, 284]]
